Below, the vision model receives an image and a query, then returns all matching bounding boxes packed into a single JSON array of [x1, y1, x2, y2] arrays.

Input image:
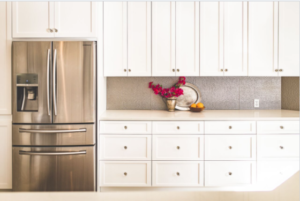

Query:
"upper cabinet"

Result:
[[12, 2, 97, 38], [104, 2, 151, 77], [200, 2, 247, 76], [278, 2, 299, 77]]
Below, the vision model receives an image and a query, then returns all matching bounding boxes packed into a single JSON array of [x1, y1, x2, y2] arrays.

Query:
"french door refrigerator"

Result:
[[12, 41, 96, 191]]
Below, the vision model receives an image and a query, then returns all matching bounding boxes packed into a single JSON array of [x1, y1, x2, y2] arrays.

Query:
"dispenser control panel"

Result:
[[17, 74, 38, 84]]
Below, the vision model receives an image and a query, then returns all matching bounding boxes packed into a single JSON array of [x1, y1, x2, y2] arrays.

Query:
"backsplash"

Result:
[[281, 77, 300, 111], [107, 77, 281, 110]]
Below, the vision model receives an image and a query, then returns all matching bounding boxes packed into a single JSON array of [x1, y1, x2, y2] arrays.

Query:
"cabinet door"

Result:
[[12, 2, 54, 38], [278, 2, 299, 76], [127, 2, 151, 76], [103, 2, 127, 76], [223, 2, 248, 76], [0, 2, 11, 114], [248, 2, 278, 76], [152, 2, 176, 76], [54, 2, 97, 38], [175, 2, 199, 76], [0, 117, 12, 189], [200, 2, 222, 76]]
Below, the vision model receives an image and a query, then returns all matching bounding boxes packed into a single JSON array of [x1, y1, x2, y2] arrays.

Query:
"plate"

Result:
[[175, 83, 201, 110]]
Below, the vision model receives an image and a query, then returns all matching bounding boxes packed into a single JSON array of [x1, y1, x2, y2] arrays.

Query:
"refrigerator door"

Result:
[[12, 42, 53, 123], [12, 124, 95, 146], [52, 41, 96, 123], [13, 146, 95, 191]]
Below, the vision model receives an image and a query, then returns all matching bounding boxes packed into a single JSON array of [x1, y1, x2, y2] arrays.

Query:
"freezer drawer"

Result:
[[12, 124, 95, 146], [13, 146, 95, 191]]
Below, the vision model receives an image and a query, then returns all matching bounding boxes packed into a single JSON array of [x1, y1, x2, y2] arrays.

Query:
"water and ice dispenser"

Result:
[[16, 74, 38, 111]]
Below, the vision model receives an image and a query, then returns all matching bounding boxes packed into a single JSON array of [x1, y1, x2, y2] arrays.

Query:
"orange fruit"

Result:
[[191, 103, 197, 108], [196, 102, 204, 108]]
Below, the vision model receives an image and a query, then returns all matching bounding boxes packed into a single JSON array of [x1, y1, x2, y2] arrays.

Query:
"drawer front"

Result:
[[257, 161, 299, 184], [152, 135, 204, 160], [205, 135, 256, 160], [152, 161, 204, 187], [257, 135, 299, 160], [205, 161, 256, 187], [153, 121, 204, 134], [100, 121, 151, 134], [257, 121, 299, 134], [100, 135, 151, 160], [100, 161, 151, 187], [205, 121, 256, 134]]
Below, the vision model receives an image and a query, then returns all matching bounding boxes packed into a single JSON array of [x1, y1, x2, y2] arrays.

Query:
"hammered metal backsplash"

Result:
[[107, 77, 281, 110], [281, 77, 300, 111]]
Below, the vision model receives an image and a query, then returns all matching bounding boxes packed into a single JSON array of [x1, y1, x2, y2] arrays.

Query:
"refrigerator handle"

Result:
[[53, 49, 57, 116], [47, 49, 50, 116], [19, 150, 86, 156]]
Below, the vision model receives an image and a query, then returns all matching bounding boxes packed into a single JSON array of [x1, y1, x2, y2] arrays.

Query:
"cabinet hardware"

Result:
[[124, 172, 127, 176], [225, 69, 228, 72], [124, 146, 127, 150], [176, 172, 180, 176], [228, 172, 232, 176], [49, 29, 53, 33], [280, 126, 284, 129], [124, 69, 127, 72], [229, 146, 232, 149], [279, 69, 283, 72], [124, 126, 127, 129], [172, 69, 175, 72], [275, 69, 278, 72], [280, 146, 284, 149], [177, 126, 180, 130], [128, 69, 131, 72], [177, 146, 180, 150], [229, 126, 232, 129], [54, 28, 58, 32], [177, 69, 180, 72], [221, 69, 223, 72]]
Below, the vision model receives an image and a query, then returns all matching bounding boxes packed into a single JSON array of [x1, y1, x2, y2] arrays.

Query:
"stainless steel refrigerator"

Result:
[[12, 41, 96, 191]]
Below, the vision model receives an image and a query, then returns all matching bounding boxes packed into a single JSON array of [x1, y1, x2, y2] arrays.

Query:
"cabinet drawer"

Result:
[[205, 161, 256, 187], [100, 161, 151, 187], [257, 121, 299, 134], [100, 135, 151, 160], [152, 161, 204, 187], [100, 121, 151, 134], [205, 135, 256, 160], [205, 121, 256, 134], [257, 135, 299, 160], [152, 121, 204, 134], [257, 161, 299, 184], [152, 135, 204, 160]]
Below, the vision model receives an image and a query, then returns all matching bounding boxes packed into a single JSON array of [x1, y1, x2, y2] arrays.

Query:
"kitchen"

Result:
[[0, 1, 299, 201]]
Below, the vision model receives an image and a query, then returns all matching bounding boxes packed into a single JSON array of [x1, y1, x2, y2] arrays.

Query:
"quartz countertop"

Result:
[[99, 110, 300, 121]]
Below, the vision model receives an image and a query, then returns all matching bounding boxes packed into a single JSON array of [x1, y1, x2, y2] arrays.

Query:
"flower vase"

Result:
[[166, 97, 177, 112]]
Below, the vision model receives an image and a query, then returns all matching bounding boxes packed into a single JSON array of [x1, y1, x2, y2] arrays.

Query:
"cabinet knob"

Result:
[[177, 126, 180, 130], [221, 69, 223, 72], [124, 146, 127, 150], [280, 146, 284, 149], [229, 146, 232, 149], [177, 146, 180, 150], [229, 126, 232, 129], [177, 69, 180, 72], [124, 69, 127, 72], [275, 69, 279, 72], [225, 69, 228, 72], [279, 69, 283, 72], [128, 69, 131, 72], [49, 29, 53, 33], [54, 28, 58, 32], [229, 172, 232, 176], [172, 69, 175, 72], [176, 172, 180, 176], [280, 126, 284, 129], [124, 172, 127, 176], [124, 126, 127, 129]]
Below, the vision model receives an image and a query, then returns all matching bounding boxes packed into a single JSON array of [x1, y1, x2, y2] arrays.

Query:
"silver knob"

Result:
[[124, 172, 127, 176], [280, 146, 284, 149], [177, 146, 180, 150], [280, 126, 284, 129], [54, 28, 58, 32], [229, 172, 232, 176], [124, 126, 127, 129], [229, 146, 232, 149], [177, 69, 180, 72], [229, 126, 232, 129], [124, 146, 127, 150], [177, 126, 180, 130], [176, 172, 180, 176]]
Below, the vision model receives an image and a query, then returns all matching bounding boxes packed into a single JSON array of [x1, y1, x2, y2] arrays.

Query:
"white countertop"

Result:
[[99, 110, 300, 121]]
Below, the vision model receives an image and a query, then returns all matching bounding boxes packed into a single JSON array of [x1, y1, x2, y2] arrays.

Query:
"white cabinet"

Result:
[[257, 121, 299, 134], [205, 121, 256, 134], [153, 121, 204, 135], [54, 2, 97, 38], [152, 2, 175, 76], [100, 121, 152, 135], [152, 161, 204, 187], [248, 2, 278, 76], [0, 117, 12, 189], [278, 2, 299, 76], [175, 2, 199, 76], [12, 2, 97, 38], [104, 2, 151, 77], [200, 2, 247, 76], [0, 2, 11, 115]]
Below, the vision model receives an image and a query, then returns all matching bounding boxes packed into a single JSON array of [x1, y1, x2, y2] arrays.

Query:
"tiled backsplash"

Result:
[[107, 77, 281, 110]]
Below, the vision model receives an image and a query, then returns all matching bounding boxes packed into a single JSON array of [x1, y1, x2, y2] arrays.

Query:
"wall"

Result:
[[281, 77, 300, 111], [107, 77, 281, 110]]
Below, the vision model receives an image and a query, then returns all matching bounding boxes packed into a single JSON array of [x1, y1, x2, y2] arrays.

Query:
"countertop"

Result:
[[99, 110, 300, 121]]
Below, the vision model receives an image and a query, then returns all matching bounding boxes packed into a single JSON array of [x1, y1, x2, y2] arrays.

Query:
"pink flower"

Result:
[[148, 82, 153, 88]]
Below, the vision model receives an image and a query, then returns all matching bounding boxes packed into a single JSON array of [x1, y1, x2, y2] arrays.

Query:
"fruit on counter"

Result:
[[196, 102, 204, 108], [191, 103, 197, 108]]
